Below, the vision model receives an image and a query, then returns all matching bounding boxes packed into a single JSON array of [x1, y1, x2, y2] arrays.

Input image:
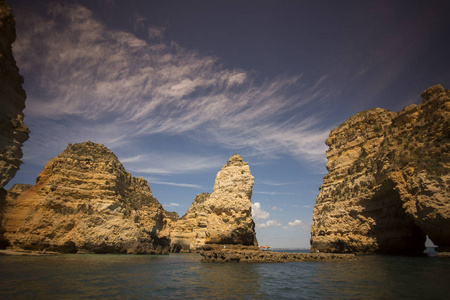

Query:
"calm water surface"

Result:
[[1, 250, 449, 299]]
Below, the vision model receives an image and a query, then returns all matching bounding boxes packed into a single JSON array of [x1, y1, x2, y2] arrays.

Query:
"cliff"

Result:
[[0, 0, 29, 188], [2, 142, 170, 254], [169, 155, 259, 251], [169, 193, 211, 251], [0, 0, 29, 249], [311, 85, 450, 254]]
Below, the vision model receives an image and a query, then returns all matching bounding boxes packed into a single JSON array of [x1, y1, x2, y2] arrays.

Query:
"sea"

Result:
[[1, 248, 449, 299]]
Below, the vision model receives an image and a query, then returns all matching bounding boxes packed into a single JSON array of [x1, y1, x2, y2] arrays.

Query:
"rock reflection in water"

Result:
[[1, 253, 450, 299]]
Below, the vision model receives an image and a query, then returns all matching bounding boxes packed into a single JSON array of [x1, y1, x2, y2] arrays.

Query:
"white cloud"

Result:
[[251, 202, 270, 220], [14, 3, 330, 172], [288, 219, 305, 227], [257, 219, 282, 229], [271, 206, 282, 211]]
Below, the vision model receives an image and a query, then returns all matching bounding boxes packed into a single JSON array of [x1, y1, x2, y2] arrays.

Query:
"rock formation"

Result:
[[2, 142, 171, 254], [169, 193, 211, 251], [201, 250, 355, 263], [0, 0, 29, 188], [311, 85, 450, 254], [0, 0, 29, 249], [169, 155, 259, 252]]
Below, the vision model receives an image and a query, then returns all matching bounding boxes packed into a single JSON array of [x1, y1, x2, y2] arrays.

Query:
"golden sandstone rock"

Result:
[[1, 143, 258, 254], [2, 142, 171, 253], [311, 85, 450, 254], [170, 154, 258, 252]]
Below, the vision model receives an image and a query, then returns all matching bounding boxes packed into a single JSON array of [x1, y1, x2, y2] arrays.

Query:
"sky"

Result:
[[6, 0, 450, 248]]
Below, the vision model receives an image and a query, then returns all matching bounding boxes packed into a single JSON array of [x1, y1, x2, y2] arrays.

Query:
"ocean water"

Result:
[[1, 250, 449, 299]]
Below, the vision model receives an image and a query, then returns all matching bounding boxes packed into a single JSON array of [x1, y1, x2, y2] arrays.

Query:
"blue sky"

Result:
[[6, 0, 450, 248]]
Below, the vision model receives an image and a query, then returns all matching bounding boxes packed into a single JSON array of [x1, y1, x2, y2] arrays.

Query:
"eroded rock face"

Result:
[[0, 1, 29, 188], [170, 155, 258, 251], [2, 142, 170, 254], [169, 193, 211, 252], [311, 85, 450, 254], [205, 155, 258, 248]]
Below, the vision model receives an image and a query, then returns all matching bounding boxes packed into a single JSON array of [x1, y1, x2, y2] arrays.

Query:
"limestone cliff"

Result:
[[169, 193, 211, 252], [0, 0, 29, 188], [311, 85, 450, 254], [2, 142, 170, 254], [170, 155, 259, 252]]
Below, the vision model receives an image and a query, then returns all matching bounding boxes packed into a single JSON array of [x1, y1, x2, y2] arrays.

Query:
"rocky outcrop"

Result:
[[0, 0, 29, 188], [436, 252, 450, 259], [201, 250, 355, 263], [311, 85, 450, 254], [2, 142, 170, 254], [169, 193, 211, 252], [0, 184, 31, 247], [169, 155, 259, 252], [2, 148, 260, 254]]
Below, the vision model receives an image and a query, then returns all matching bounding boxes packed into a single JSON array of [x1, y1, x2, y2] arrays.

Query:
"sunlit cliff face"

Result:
[[311, 85, 450, 255]]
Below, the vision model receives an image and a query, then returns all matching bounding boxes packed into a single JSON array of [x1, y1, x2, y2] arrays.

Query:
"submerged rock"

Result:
[[201, 250, 355, 263], [170, 154, 259, 252], [311, 85, 450, 254], [2, 142, 170, 254]]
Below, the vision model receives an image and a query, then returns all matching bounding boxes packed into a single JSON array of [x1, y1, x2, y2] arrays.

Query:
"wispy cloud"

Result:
[[254, 191, 296, 196], [147, 26, 166, 39], [131, 12, 147, 32], [251, 202, 270, 220], [259, 181, 295, 186], [150, 180, 202, 189], [120, 153, 223, 175], [163, 202, 180, 208], [14, 3, 330, 171]]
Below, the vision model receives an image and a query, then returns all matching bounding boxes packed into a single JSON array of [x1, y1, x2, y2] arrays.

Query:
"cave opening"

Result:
[[364, 179, 427, 255]]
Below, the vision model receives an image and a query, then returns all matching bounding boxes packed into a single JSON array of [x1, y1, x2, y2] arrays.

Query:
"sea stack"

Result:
[[2, 142, 171, 254], [0, 0, 30, 248], [311, 85, 450, 254], [170, 154, 259, 251]]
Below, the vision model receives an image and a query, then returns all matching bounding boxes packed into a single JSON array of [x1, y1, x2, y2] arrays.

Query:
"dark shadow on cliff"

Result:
[[360, 179, 426, 255], [0, 188, 9, 249]]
